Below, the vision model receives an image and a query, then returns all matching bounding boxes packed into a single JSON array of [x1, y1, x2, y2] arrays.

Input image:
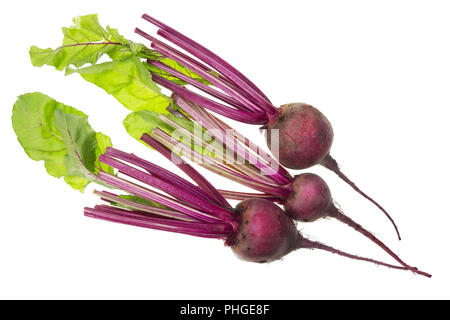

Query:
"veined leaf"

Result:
[[29, 14, 213, 118], [29, 14, 135, 71], [12, 92, 113, 191]]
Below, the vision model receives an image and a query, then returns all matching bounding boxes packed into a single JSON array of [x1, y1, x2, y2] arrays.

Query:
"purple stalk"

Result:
[[207, 111, 293, 182], [95, 190, 198, 222], [99, 154, 232, 220], [172, 93, 228, 132], [172, 95, 292, 185], [156, 115, 276, 185], [104, 147, 223, 207], [152, 74, 266, 124], [218, 190, 283, 202], [148, 60, 254, 112], [201, 162, 291, 199], [93, 205, 230, 233], [151, 30, 268, 119], [136, 25, 271, 114], [136, 26, 266, 115], [146, 46, 265, 114], [173, 95, 284, 170], [135, 27, 216, 79], [158, 28, 273, 113], [97, 170, 223, 223], [85, 206, 231, 239], [149, 129, 289, 196], [140, 133, 231, 208], [140, 14, 276, 116]]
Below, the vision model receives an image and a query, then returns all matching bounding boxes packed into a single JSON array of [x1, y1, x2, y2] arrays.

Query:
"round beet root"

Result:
[[284, 173, 332, 222], [231, 199, 298, 263], [266, 103, 333, 169]]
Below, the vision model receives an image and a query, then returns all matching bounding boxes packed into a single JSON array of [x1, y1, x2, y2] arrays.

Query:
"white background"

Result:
[[1, 0, 449, 299]]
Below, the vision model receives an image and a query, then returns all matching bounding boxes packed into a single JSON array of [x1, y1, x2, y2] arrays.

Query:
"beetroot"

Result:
[[135, 14, 400, 239], [267, 103, 334, 170], [231, 199, 298, 263], [284, 173, 332, 222]]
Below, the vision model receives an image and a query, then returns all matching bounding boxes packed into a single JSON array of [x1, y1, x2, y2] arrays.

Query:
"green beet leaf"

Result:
[[29, 14, 136, 71], [29, 14, 213, 118], [67, 56, 171, 113], [12, 92, 113, 191]]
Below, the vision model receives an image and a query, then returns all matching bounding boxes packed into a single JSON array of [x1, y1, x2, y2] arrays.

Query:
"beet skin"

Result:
[[284, 173, 332, 222], [231, 199, 298, 263], [267, 103, 333, 169]]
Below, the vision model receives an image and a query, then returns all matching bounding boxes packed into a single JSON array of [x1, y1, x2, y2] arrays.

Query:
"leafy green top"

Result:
[[12, 92, 113, 191], [29, 14, 210, 116], [29, 14, 140, 71]]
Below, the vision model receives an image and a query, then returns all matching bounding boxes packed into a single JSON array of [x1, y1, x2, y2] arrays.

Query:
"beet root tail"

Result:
[[328, 206, 431, 278], [296, 236, 431, 278], [321, 154, 401, 240]]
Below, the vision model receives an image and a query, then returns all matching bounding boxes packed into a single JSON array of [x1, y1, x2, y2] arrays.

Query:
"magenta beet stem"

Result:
[[95, 190, 198, 222], [85, 206, 232, 239], [97, 171, 222, 223], [152, 74, 266, 124], [140, 14, 276, 116], [99, 154, 232, 221], [136, 26, 266, 116], [139, 134, 231, 208], [218, 190, 283, 202], [172, 95, 292, 184], [104, 147, 224, 207], [147, 60, 254, 113]]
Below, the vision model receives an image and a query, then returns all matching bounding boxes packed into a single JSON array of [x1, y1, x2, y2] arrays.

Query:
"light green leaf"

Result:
[[123, 110, 194, 141], [29, 14, 135, 71], [53, 109, 97, 178], [12, 92, 113, 191], [95, 132, 114, 174], [68, 56, 171, 113], [64, 175, 91, 192]]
